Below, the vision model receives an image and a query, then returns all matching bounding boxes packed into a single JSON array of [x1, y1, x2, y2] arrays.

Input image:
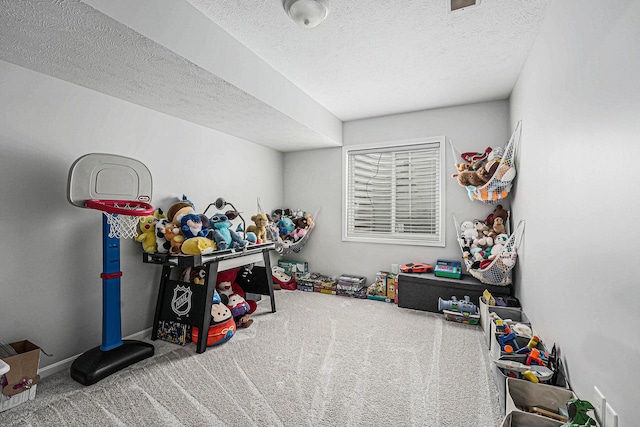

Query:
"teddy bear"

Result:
[[164, 223, 185, 254], [472, 219, 493, 248], [485, 204, 509, 228], [484, 217, 506, 240], [216, 267, 256, 328], [209, 213, 246, 250], [246, 213, 269, 243], [452, 168, 491, 188]]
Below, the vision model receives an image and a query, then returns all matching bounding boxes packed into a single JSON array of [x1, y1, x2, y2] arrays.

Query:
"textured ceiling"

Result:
[[187, 0, 552, 121], [0, 0, 551, 152]]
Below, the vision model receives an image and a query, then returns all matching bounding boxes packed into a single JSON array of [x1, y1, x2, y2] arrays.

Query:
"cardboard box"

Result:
[[386, 274, 397, 299], [374, 271, 388, 296], [157, 321, 191, 346], [278, 260, 308, 278], [1, 340, 41, 412]]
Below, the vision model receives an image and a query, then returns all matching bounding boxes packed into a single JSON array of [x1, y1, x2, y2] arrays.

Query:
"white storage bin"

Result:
[[505, 378, 575, 423], [501, 410, 564, 427]]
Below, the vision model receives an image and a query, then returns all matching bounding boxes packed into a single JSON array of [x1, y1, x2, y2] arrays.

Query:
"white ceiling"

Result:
[[0, 0, 551, 152]]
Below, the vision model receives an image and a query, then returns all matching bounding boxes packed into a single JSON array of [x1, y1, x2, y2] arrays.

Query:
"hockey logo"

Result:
[[171, 285, 192, 317]]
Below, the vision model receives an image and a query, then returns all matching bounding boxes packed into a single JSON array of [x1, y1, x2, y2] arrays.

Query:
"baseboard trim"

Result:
[[39, 328, 153, 379]]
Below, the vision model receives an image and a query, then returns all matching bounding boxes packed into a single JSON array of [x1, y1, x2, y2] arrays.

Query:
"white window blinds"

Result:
[[343, 138, 445, 246]]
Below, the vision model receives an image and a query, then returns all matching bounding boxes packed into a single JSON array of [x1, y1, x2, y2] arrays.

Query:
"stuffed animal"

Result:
[[277, 217, 295, 239], [135, 214, 157, 253], [472, 219, 493, 248], [485, 217, 506, 240], [155, 217, 171, 253], [180, 213, 207, 239], [459, 220, 478, 247], [291, 216, 310, 241], [209, 213, 246, 250], [488, 233, 509, 260], [165, 223, 185, 254], [181, 237, 216, 255], [216, 267, 257, 328], [452, 168, 491, 188], [180, 266, 207, 285], [167, 195, 195, 224], [304, 213, 315, 229], [485, 204, 509, 228], [246, 213, 269, 243]]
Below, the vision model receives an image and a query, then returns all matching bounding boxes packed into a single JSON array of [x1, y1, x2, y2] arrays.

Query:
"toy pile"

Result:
[[455, 204, 524, 285], [450, 122, 520, 203], [265, 208, 316, 255], [135, 196, 261, 257], [457, 204, 511, 270]]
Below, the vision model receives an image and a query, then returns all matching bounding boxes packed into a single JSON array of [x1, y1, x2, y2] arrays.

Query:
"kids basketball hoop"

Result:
[[86, 199, 154, 239], [67, 153, 155, 386]]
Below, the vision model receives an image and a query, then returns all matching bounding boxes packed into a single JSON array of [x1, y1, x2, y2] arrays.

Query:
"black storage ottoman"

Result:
[[397, 272, 511, 313]]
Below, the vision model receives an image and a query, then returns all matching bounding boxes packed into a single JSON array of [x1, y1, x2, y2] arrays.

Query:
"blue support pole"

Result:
[[101, 214, 123, 351]]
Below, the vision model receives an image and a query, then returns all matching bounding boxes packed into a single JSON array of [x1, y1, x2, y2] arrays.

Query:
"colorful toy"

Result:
[[277, 217, 295, 238], [498, 328, 519, 351], [164, 223, 184, 254], [181, 236, 216, 255], [209, 213, 246, 250], [494, 359, 554, 382], [216, 267, 257, 322], [180, 213, 207, 239], [438, 295, 477, 314], [154, 217, 171, 253], [400, 262, 434, 273], [192, 298, 236, 347], [135, 213, 157, 253], [246, 213, 269, 243]]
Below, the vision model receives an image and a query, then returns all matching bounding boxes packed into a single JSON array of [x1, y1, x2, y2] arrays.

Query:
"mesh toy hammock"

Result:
[[453, 214, 525, 285], [450, 121, 521, 204], [257, 199, 320, 256]]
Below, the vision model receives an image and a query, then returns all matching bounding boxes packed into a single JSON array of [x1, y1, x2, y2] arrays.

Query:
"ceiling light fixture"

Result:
[[283, 0, 329, 29]]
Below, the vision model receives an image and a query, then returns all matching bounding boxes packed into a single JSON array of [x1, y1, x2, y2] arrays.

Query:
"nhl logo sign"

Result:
[[171, 285, 193, 317]]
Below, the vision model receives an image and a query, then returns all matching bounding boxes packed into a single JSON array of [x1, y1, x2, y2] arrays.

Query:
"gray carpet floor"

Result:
[[0, 289, 503, 426]]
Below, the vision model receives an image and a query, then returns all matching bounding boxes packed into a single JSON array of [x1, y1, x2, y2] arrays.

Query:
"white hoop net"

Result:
[[101, 203, 146, 239]]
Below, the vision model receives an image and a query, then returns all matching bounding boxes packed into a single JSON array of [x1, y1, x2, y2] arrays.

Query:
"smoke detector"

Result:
[[449, 0, 481, 12]]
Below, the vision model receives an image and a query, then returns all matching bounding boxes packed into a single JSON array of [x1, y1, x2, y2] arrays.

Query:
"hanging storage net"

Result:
[[256, 198, 319, 256], [450, 121, 521, 204], [453, 214, 525, 285]]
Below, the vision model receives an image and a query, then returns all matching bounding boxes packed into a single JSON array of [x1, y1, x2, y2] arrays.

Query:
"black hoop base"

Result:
[[70, 340, 154, 386]]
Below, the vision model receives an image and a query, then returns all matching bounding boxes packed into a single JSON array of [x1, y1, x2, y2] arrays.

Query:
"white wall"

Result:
[[0, 60, 283, 366], [283, 100, 510, 283], [510, 0, 640, 422]]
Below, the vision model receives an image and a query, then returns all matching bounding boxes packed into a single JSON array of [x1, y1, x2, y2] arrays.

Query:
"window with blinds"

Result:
[[342, 137, 445, 246]]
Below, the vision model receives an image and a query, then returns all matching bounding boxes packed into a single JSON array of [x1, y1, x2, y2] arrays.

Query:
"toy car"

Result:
[[400, 262, 434, 274]]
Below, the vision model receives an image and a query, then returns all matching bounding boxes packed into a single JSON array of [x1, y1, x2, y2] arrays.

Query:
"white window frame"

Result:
[[342, 136, 446, 247]]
